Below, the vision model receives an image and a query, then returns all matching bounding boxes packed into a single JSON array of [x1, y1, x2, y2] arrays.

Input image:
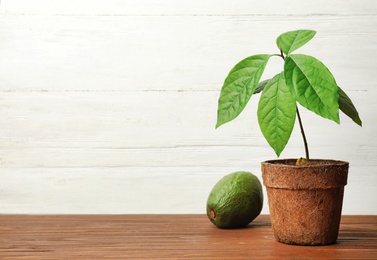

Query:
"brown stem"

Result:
[[280, 48, 285, 60], [296, 106, 310, 160]]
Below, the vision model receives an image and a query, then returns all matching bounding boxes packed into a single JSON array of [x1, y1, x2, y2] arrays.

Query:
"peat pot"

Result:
[[261, 159, 349, 246]]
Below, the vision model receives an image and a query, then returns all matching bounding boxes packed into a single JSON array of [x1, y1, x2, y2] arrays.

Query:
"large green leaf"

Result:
[[276, 30, 316, 55], [216, 54, 271, 128], [284, 54, 340, 123], [338, 86, 362, 126], [257, 72, 296, 157]]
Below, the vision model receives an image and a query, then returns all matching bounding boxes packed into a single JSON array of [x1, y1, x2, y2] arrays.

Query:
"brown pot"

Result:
[[261, 159, 348, 246]]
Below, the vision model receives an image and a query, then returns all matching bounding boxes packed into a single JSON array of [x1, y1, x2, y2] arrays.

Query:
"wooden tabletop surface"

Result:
[[0, 214, 376, 259]]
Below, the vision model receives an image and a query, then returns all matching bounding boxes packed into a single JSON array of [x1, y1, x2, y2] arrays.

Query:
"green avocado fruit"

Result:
[[206, 171, 263, 228]]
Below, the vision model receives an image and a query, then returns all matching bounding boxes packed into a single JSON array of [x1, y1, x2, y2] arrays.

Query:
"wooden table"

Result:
[[0, 215, 376, 259]]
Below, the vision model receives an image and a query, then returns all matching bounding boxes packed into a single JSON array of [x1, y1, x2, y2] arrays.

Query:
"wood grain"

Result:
[[2, 0, 377, 15], [0, 0, 376, 215], [0, 215, 376, 259]]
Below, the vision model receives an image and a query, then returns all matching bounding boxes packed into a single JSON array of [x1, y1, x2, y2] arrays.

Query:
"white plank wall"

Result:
[[0, 0, 376, 214]]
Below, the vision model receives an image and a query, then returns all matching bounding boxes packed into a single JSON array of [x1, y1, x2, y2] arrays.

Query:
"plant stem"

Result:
[[296, 106, 310, 160], [280, 48, 285, 59]]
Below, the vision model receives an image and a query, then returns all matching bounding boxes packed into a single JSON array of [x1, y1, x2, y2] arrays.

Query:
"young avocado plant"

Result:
[[216, 29, 362, 162]]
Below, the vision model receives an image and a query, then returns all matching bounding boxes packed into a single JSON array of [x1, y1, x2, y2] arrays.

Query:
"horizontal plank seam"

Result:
[[1, 13, 377, 17]]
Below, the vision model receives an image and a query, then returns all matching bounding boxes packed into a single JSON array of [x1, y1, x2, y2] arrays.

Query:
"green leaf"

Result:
[[216, 54, 271, 128], [277, 30, 316, 55], [257, 72, 296, 157], [284, 54, 340, 123], [254, 79, 270, 94], [338, 87, 362, 126]]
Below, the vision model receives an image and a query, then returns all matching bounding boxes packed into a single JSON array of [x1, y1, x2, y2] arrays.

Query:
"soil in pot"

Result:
[[262, 159, 349, 246]]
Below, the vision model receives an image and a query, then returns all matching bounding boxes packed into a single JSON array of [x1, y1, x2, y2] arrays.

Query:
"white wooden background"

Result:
[[0, 0, 376, 214]]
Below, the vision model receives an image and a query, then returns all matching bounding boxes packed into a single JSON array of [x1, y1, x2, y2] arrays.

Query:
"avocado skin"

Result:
[[206, 171, 263, 229]]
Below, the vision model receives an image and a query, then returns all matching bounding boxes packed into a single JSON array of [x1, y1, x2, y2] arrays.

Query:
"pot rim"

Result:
[[261, 158, 349, 189], [262, 158, 349, 168]]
